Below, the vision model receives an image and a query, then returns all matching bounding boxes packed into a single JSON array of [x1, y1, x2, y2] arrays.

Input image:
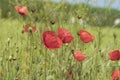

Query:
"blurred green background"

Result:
[[0, 0, 120, 27]]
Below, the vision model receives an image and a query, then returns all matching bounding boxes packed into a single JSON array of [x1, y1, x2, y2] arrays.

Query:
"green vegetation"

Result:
[[0, 18, 120, 80]]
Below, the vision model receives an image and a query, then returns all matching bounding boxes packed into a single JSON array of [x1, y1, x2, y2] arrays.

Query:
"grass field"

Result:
[[0, 18, 120, 80]]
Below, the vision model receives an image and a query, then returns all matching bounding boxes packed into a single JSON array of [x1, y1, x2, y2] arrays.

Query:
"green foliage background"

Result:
[[0, 0, 120, 26]]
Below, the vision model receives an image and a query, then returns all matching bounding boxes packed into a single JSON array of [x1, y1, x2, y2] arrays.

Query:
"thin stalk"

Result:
[[44, 49, 47, 80]]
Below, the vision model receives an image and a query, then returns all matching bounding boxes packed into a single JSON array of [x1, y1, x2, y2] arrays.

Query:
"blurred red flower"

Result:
[[43, 31, 63, 50], [65, 72, 73, 78], [78, 30, 95, 43], [58, 27, 74, 43], [24, 24, 37, 33], [111, 70, 120, 80], [15, 6, 28, 16], [73, 51, 87, 62], [109, 50, 120, 61]]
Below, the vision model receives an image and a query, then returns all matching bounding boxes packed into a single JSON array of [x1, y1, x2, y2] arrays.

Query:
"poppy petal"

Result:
[[33, 26, 37, 32], [58, 27, 74, 43], [78, 30, 95, 43], [111, 70, 120, 80], [15, 6, 28, 16], [73, 51, 87, 62], [65, 72, 73, 78], [109, 50, 120, 61], [43, 31, 62, 49], [19, 6, 27, 16], [15, 6, 20, 11], [24, 24, 29, 33], [24, 24, 30, 33]]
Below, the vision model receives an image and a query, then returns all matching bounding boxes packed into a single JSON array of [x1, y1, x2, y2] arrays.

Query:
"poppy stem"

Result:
[[44, 49, 47, 80], [98, 27, 101, 49]]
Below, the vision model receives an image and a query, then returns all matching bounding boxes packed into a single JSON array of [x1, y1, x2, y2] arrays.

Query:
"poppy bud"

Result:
[[50, 20, 55, 25]]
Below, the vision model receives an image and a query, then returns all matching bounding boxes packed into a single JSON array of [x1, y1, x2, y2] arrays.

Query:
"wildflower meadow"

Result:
[[0, 0, 120, 80]]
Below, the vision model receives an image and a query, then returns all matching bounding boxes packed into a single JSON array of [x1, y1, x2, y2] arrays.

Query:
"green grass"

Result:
[[0, 19, 120, 80]]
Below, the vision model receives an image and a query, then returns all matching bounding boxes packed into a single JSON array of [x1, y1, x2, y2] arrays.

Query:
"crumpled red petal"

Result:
[[43, 31, 63, 50], [78, 30, 95, 43], [73, 51, 87, 62], [58, 27, 74, 43], [15, 6, 28, 16]]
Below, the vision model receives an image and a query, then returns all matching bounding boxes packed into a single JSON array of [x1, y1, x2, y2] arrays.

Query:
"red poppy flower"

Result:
[[23, 24, 37, 33], [109, 50, 120, 61], [65, 72, 73, 78], [111, 70, 120, 80], [58, 27, 74, 43], [15, 6, 28, 16], [43, 31, 63, 50], [73, 51, 87, 62], [78, 30, 95, 43]]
